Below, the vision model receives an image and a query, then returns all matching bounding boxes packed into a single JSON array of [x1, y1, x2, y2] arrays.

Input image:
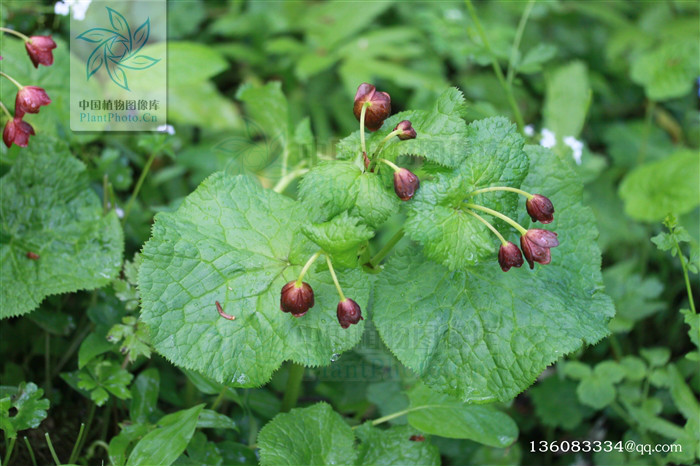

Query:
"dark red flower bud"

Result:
[[393, 168, 419, 201], [336, 298, 363, 329], [3, 118, 35, 148], [353, 83, 391, 131], [280, 281, 315, 317], [15, 86, 51, 118], [394, 120, 416, 140], [25, 36, 57, 68], [498, 241, 524, 272], [526, 194, 555, 224], [520, 229, 559, 269]]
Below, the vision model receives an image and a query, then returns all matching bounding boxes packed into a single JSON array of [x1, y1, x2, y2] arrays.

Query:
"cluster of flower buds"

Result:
[[0, 30, 56, 148], [464, 188, 558, 272], [280, 253, 363, 329], [354, 83, 420, 202]]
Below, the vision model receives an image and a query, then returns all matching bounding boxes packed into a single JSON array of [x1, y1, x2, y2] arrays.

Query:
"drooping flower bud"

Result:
[[520, 229, 559, 269], [280, 281, 315, 317], [353, 83, 391, 131], [393, 168, 420, 201], [526, 194, 555, 224], [336, 298, 363, 329], [25, 36, 57, 68], [394, 120, 416, 140], [15, 86, 51, 118], [3, 118, 35, 148], [498, 242, 524, 272]]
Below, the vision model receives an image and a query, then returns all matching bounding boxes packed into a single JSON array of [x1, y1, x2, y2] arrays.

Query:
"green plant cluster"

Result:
[[0, 1, 698, 466]]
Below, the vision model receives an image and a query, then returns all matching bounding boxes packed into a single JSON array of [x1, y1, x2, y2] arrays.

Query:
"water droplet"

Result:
[[236, 374, 249, 384], [330, 353, 340, 362]]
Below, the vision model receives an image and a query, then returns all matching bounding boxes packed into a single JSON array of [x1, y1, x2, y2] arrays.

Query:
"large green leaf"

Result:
[[355, 423, 440, 466], [404, 117, 529, 270], [128, 404, 204, 466], [139, 174, 369, 386], [237, 81, 289, 144], [373, 145, 614, 402], [257, 403, 357, 466], [0, 137, 124, 318], [406, 383, 517, 448], [619, 150, 700, 222], [630, 38, 700, 101]]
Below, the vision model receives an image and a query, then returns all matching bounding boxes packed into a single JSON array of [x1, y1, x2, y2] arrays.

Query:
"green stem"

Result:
[[465, 0, 525, 130], [122, 149, 159, 224], [325, 255, 345, 301], [506, 0, 536, 87], [24, 437, 38, 466], [351, 404, 445, 430], [281, 362, 305, 412], [369, 229, 405, 267], [0, 27, 31, 41], [359, 101, 370, 155], [377, 158, 401, 173], [68, 423, 86, 464], [296, 251, 322, 286], [52, 319, 91, 378], [467, 186, 533, 199], [0, 101, 12, 119], [45, 433, 61, 466], [465, 209, 508, 245], [273, 166, 309, 194], [371, 129, 403, 159], [673, 236, 697, 314], [0, 71, 24, 90], [73, 402, 96, 463], [464, 203, 528, 236], [3, 436, 16, 465]]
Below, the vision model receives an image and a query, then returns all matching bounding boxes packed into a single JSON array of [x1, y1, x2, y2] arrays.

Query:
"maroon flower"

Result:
[[3, 118, 35, 148], [526, 194, 555, 224], [280, 281, 315, 317], [394, 120, 416, 140], [498, 241, 524, 272], [25, 36, 57, 68], [520, 229, 559, 269], [337, 298, 363, 329], [353, 83, 391, 131], [15, 86, 51, 118], [393, 168, 420, 201]]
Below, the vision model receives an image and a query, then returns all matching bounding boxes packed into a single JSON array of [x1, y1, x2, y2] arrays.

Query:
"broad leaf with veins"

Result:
[[139, 175, 369, 386], [373, 145, 614, 402]]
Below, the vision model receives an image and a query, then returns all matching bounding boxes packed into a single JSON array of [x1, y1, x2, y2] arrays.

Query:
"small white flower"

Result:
[[523, 124, 535, 137], [71, 0, 92, 21], [54, 1, 70, 16], [564, 136, 584, 165], [539, 128, 556, 149], [115, 207, 124, 218], [157, 124, 175, 135]]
